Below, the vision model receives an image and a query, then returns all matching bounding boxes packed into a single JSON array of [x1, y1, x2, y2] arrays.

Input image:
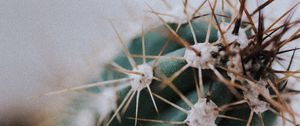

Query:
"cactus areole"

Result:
[[129, 63, 153, 91], [185, 98, 219, 126], [61, 3, 299, 126]]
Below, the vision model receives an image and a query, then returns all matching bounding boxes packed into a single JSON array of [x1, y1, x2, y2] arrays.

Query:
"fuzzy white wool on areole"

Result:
[[244, 80, 270, 114], [184, 43, 219, 69], [219, 23, 249, 49], [185, 98, 218, 126], [226, 44, 244, 81], [217, 23, 249, 81], [129, 63, 153, 91]]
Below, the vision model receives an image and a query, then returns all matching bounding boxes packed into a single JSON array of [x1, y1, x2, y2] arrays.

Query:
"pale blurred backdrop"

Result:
[[0, 0, 299, 125]]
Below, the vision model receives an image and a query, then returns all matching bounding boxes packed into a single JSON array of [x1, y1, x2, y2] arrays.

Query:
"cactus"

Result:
[[43, 1, 300, 126]]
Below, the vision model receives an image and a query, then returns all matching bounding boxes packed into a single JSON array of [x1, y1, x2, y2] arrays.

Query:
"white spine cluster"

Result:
[[184, 43, 220, 69], [185, 98, 219, 126], [129, 63, 154, 91], [218, 23, 271, 113], [183, 21, 271, 116], [244, 80, 270, 114], [219, 23, 248, 81], [227, 43, 244, 81]]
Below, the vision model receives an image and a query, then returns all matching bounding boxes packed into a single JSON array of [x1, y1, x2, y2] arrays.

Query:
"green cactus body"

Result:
[[40, 2, 300, 126], [99, 18, 276, 126]]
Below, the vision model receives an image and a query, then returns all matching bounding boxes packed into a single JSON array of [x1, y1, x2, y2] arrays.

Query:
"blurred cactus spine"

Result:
[[45, 1, 300, 126]]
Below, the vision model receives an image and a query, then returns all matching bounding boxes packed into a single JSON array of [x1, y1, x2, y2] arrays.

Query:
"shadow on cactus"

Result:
[[40, 1, 300, 126]]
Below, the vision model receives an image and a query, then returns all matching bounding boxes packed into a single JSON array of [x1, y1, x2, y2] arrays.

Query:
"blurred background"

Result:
[[0, 0, 299, 125]]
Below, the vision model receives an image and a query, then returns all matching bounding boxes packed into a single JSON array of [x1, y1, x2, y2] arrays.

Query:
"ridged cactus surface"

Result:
[[100, 18, 277, 126], [45, 1, 300, 126]]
